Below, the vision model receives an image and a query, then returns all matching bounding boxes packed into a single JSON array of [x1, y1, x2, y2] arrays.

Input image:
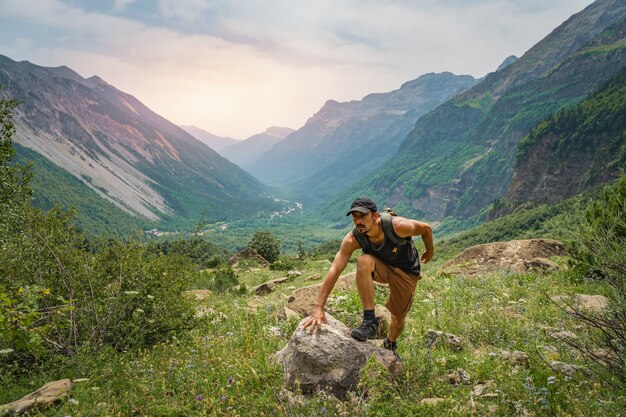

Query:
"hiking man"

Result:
[[302, 197, 434, 354]]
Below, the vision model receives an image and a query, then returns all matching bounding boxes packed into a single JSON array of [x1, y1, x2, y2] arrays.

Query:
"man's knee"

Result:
[[356, 254, 376, 272]]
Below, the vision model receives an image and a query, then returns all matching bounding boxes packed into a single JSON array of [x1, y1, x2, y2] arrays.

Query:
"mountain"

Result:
[[0, 54, 278, 227], [219, 126, 294, 170], [491, 67, 626, 219], [323, 0, 626, 227], [179, 125, 238, 151], [249, 72, 478, 203]]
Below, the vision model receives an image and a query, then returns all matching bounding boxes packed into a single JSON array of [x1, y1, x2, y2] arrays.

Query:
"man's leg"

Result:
[[355, 254, 376, 310], [351, 254, 380, 341], [388, 313, 405, 342]]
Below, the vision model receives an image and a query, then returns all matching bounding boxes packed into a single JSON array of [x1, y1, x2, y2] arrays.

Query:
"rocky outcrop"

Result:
[[273, 314, 402, 398], [441, 239, 567, 277], [228, 248, 270, 267], [0, 379, 72, 416]]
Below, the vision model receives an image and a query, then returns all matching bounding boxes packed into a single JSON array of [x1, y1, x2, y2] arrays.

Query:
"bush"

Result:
[[269, 256, 305, 271], [0, 96, 196, 356], [248, 231, 280, 263], [310, 239, 342, 259], [207, 265, 239, 293], [565, 174, 626, 384]]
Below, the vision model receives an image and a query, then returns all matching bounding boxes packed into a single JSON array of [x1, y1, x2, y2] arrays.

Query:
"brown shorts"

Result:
[[371, 256, 421, 318]]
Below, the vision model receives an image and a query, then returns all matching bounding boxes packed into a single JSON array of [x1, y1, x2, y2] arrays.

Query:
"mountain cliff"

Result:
[[491, 66, 626, 218], [0, 55, 277, 225], [220, 126, 294, 170], [324, 0, 626, 227], [249, 72, 478, 202]]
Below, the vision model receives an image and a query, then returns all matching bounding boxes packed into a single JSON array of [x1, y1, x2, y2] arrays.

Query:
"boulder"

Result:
[[273, 314, 402, 398], [229, 248, 270, 267], [441, 239, 567, 277], [286, 272, 357, 317], [0, 379, 73, 416], [252, 280, 276, 295]]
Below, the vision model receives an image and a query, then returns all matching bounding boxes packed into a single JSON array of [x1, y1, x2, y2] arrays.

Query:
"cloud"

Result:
[[0, 0, 593, 137]]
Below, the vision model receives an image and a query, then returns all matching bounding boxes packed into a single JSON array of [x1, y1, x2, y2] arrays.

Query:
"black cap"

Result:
[[346, 197, 378, 216]]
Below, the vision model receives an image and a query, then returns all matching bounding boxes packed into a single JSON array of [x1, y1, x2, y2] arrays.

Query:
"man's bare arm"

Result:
[[392, 217, 434, 264], [302, 232, 359, 332]]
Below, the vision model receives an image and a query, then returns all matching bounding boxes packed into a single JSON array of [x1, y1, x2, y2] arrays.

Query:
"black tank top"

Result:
[[357, 223, 421, 277]]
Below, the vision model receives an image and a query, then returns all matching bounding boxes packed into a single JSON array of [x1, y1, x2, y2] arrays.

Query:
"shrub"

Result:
[[207, 265, 239, 293], [248, 231, 280, 263], [310, 239, 341, 259], [564, 174, 626, 384]]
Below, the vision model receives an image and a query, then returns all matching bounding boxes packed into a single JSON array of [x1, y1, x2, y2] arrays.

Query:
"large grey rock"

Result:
[[0, 379, 72, 416], [273, 314, 402, 398]]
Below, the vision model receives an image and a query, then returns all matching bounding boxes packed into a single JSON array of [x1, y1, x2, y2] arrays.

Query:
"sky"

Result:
[[0, 0, 593, 139]]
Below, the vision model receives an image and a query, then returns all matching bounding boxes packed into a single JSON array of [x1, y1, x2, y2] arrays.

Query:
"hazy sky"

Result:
[[0, 0, 593, 138]]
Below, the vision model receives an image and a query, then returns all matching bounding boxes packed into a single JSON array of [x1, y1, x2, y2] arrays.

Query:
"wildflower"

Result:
[[226, 332, 233, 336], [228, 376, 233, 384], [196, 394, 203, 401], [42, 288, 51, 295], [547, 376, 556, 384], [221, 395, 227, 401], [227, 406, 233, 411]]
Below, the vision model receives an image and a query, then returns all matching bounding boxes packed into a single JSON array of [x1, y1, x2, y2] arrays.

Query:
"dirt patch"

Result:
[[441, 238, 567, 277]]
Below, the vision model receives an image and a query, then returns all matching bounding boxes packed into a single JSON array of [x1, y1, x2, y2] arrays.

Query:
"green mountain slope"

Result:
[[0, 55, 280, 229], [323, 0, 626, 228], [491, 66, 626, 218]]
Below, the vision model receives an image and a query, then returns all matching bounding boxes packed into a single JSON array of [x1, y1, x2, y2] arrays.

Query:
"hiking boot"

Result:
[[350, 317, 380, 341], [384, 338, 403, 362]]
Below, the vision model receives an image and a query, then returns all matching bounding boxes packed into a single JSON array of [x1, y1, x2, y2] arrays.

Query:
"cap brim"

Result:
[[346, 207, 370, 216]]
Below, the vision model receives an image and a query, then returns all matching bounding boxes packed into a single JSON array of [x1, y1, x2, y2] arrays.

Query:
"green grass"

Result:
[[2, 253, 623, 416]]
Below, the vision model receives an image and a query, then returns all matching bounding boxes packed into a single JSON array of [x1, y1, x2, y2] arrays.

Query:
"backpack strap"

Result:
[[352, 212, 410, 252]]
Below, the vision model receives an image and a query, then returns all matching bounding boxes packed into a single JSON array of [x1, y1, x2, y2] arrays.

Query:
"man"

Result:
[[303, 197, 434, 354]]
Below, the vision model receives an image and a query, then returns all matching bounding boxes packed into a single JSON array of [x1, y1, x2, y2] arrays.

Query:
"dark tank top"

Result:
[[356, 221, 421, 277]]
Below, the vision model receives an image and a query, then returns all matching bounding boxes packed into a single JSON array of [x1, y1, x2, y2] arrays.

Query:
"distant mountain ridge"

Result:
[[249, 71, 478, 202], [323, 0, 626, 227], [0, 54, 277, 224], [179, 125, 238, 151], [219, 126, 294, 170]]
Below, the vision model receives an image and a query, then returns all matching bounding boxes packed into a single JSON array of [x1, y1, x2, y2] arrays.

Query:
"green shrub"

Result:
[[310, 239, 341, 259], [566, 174, 626, 383], [248, 231, 280, 263], [207, 265, 239, 293], [269, 256, 305, 271]]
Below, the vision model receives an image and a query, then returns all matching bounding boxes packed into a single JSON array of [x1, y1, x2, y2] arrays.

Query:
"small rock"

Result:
[[550, 330, 578, 341], [548, 361, 586, 378], [509, 351, 530, 367], [420, 397, 445, 405], [524, 258, 559, 272], [284, 306, 300, 321], [424, 330, 463, 351]]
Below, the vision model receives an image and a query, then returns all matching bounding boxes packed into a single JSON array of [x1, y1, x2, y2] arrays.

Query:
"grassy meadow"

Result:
[[2, 244, 624, 417]]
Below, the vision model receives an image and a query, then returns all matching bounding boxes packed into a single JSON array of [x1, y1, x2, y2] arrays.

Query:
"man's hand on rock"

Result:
[[302, 306, 327, 333]]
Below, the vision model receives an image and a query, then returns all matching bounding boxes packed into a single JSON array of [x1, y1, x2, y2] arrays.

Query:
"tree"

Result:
[[0, 89, 32, 245], [248, 230, 280, 263]]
